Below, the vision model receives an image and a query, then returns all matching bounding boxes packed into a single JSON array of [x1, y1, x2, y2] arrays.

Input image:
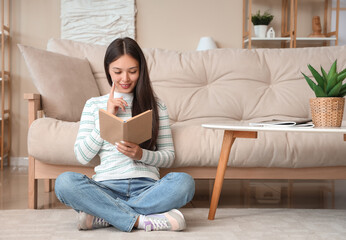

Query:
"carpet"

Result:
[[1, 208, 346, 240]]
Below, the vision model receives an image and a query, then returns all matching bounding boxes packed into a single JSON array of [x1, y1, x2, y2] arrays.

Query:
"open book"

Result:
[[249, 119, 314, 128], [99, 109, 152, 145]]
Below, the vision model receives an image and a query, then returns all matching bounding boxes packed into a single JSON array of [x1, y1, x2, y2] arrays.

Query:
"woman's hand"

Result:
[[115, 141, 143, 160], [107, 82, 128, 115]]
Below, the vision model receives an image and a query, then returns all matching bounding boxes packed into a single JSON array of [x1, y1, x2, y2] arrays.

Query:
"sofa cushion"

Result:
[[47, 38, 109, 95], [170, 118, 346, 168], [28, 116, 346, 168], [19, 44, 100, 122], [28, 117, 99, 166]]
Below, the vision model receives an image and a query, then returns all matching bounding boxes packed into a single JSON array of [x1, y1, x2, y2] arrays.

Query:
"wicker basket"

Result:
[[310, 97, 345, 127]]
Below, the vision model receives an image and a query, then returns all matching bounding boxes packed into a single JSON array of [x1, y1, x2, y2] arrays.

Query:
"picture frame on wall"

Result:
[[61, 0, 136, 45]]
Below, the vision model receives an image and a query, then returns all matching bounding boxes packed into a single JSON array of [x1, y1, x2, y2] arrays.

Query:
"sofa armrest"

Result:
[[24, 93, 42, 127]]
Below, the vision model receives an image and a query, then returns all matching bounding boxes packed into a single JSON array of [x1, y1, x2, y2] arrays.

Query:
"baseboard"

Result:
[[9, 157, 29, 166]]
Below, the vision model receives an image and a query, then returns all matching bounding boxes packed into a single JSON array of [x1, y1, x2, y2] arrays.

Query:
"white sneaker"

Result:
[[77, 211, 110, 230], [143, 209, 186, 232]]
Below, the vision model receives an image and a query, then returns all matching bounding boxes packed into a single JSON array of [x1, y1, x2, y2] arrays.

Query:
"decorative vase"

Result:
[[254, 25, 268, 38], [309, 97, 345, 127]]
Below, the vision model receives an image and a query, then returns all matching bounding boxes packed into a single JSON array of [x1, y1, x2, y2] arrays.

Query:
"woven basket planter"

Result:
[[310, 97, 345, 127]]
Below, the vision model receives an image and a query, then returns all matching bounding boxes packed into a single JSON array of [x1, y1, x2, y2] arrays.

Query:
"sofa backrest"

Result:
[[47, 38, 346, 122], [145, 47, 346, 122]]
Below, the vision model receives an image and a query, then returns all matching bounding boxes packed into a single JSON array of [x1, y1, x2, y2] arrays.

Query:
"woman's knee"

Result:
[[166, 172, 195, 201], [180, 173, 195, 201], [55, 172, 83, 196]]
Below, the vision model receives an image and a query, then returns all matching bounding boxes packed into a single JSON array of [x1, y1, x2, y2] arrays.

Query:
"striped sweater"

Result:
[[74, 92, 175, 181]]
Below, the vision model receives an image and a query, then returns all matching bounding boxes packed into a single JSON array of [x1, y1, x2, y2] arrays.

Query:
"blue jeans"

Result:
[[55, 172, 195, 232]]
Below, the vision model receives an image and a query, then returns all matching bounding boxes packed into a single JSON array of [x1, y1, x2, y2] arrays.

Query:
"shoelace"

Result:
[[147, 218, 169, 231], [93, 217, 109, 228]]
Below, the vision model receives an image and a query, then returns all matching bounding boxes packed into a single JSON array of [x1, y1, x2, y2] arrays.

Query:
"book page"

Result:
[[99, 109, 153, 145], [99, 109, 124, 144], [125, 110, 152, 144]]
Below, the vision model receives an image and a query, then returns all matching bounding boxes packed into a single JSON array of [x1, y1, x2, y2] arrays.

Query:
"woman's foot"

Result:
[[138, 209, 186, 232], [77, 212, 110, 230]]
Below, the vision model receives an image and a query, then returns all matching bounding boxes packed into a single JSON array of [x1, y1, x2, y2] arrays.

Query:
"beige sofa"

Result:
[[21, 39, 346, 209]]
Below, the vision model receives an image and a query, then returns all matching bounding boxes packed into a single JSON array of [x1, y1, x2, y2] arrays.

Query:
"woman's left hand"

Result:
[[115, 141, 143, 160]]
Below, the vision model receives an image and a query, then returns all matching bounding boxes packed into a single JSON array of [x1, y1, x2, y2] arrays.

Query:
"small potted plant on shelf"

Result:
[[302, 60, 346, 127], [251, 10, 274, 38]]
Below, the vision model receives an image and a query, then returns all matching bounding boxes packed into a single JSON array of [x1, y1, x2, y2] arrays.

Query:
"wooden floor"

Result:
[[1, 165, 346, 210]]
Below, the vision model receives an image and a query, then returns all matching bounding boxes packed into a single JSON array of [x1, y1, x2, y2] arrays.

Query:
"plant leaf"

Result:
[[337, 71, 346, 83], [326, 73, 338, 94], [302, 72, 317, 90], [338, 84, 346, 97], [321, 66, 329, 90], [340, 83, 346, 93], [308, 64, 325, 88], [327, 60, 337, 81], [302, 72, 328, 97], [338, 68, 346, 76], [314, 85, 328, 97], [328, 81, 342, 97], [340, 83, 346, 91]]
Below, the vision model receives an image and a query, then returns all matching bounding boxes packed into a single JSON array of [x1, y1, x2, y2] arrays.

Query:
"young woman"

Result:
[[55, 37, 195, 232]]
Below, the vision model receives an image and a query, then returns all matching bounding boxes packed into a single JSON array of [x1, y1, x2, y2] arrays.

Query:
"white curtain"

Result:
[[61, 0, 136, 46]]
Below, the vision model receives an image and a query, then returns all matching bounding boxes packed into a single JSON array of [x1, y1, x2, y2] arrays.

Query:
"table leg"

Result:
[[208, 130, 235, 220]]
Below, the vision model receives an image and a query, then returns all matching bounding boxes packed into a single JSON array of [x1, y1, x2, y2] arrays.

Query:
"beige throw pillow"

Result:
[[47, 38, 109, 95], [19, 44, 100, 122]]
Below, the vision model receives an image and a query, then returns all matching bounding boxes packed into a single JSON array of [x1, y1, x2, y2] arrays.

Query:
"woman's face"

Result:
[[109, 54, 139, 93]]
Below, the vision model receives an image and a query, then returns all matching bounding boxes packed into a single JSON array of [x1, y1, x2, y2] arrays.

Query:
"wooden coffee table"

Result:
[[202, 122, 346, 220]]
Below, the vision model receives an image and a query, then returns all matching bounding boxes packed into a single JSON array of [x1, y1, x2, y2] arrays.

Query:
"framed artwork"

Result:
[[61, 0, 136, 45]]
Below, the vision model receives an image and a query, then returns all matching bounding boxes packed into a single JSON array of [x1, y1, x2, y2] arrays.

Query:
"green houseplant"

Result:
[[301, 60, 346, 127], [251, 10, 274, 25], [251, 10, 274, 38]]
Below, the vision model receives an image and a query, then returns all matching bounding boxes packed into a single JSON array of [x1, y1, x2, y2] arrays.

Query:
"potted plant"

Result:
[[251, 10, 274, 38], [302, 60, 346, 127]]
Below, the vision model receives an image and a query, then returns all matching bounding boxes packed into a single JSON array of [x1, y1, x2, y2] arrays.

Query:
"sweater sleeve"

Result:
[[74, 98, 104, 165], [140, 100, 175, 168]]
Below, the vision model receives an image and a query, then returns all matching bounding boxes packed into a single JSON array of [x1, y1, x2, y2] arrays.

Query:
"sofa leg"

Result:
[[243, 180, 251, 207], [288, 180, 293, 208], [28, 156, 38, 209], [44, 179, 52, 193]]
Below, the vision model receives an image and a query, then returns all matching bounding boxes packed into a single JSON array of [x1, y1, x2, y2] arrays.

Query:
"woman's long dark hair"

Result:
[[104, 37, 159, 151]]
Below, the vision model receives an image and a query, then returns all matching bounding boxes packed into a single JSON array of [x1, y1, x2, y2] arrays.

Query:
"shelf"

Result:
[[296, 37, 337, 41], [244, 37, 291, 43], [244, 37, 337, 43], [243, 0, 340, 48]]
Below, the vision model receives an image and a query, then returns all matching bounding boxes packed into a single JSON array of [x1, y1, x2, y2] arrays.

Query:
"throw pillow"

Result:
[[47, 38, 109, 95], [18, 44, 100, 122]]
